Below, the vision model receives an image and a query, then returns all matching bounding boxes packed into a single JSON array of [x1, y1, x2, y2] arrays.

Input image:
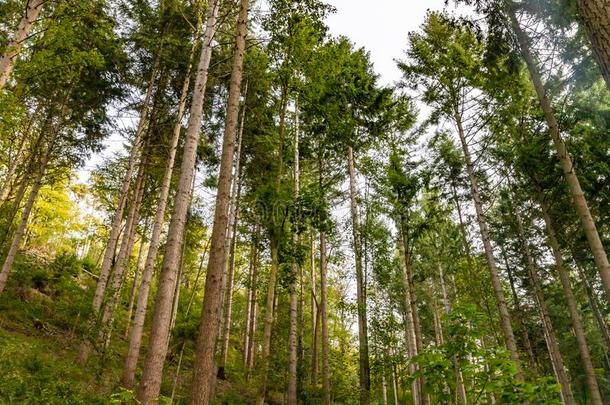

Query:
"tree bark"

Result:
[[136, 1, 220, 401], [391, 363, 399, 405], [218, 94, 246, 379], [0, 137, 52, 292], [243, 228, 259, 373], [311, 231, 319, 387], [125, 226, 148, 338], [0, 0, 45, 90], [437, 263, 468, 404], [509, 6, 610, 298], [454, 113, 523, 380], [99, 145, 149, 347], [79, 57, 158, 364], [320, 230, 331, 405], [502, 249, 537, 372], [513, 204, 574, 405], [121, 25, 197, 389], [189, 1, 248, 401], [538, 198, 603, 404], [288, 102, 300, 405], [346, 146, 371, 404], [576, 0, 610, 91], [256, 235, 280, 405], [0, 128, 30, 208], [398, 232, 422, 405], [382, 374, 388, 405]]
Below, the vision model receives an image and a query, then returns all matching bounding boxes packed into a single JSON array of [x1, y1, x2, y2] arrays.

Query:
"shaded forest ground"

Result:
[[0, 253, 257, 404]]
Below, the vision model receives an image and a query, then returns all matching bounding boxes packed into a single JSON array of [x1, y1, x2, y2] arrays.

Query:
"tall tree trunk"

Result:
[[346, 146, 371, 404], [513, 204, 574, 405], [451, 185, 497, 337], [509, 6, 610, 298], [320, 230, 331, 405], [288, 102, 300, 405], [79, 57, 158, 364], [382, 374, 388, 405], [391, 363, 399, 405], [576, 0, 610, 91], [577, 264, 610, 351], [398, 232, 422, 405], [243, 228, 258, 372], [136, 1, 220, 401], [256, 236, 280, 405], [170, 239, 211, 404], [0, 138, 52, 292], [0, 128, 30, 208], [538, 198, 604, 404], [502, 249, 537, 372], [0, 0, 45, 89], [311, 231, 319, 386], [257, 42, 291, 405], [454, 113, 523, 379], [125, 226, 148, 338], [99, 146, 149, 346], [121, 26, 197, 389], [189, 1, 248, 401], [437, 263, 468, 404], [0, 124, 48, 248], [218, 96, 246, 379]]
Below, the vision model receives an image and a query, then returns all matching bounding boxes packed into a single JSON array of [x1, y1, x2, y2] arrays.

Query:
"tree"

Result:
[[136, 0, 221, 402], [0, 0, 45, 90], [189, 0, 249, 400], [399, 12, 523, 379]]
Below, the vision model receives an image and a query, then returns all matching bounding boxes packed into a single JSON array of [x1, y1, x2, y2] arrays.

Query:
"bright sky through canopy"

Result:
[[325, 0, 450, 85]]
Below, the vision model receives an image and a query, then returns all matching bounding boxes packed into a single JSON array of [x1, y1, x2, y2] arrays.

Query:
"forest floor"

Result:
[[0, 255, 255, 404]]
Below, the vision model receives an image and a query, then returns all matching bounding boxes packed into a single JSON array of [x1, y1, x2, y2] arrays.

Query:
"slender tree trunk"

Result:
[[320, 230, 331, 405], [382, 374, 388, 405], [503, 249, 537, 372], [0, 123, 47, 248], [577, 264, 610, 350], [0, 130, 29, 208], [452, 185, 498, 337], [79, 58, 158, 365], [398, 232, 422, 405], [136, 2, 220, 401], [121, 26, 197, 390], [391, 363, 399, 405], [217, 177, 241, 378], [509, 7, 610, 298], [311, 231, 319, 386], [438, 263, 468, 404], [257, 41, 291, 405], [538, 198, 604, 404], [126, 256, 147, 338], [346, 146, 371, 404], [170, 240, 211, 404], [454, 113, 523, 379], [125, 228, 148, 338], [513, 204, 574, 404], [256, 236, 280, 405], [243, 229, 258, 371], [576, 0, 610, 91], [100, 147, 149, 346], [246, 259, 259, 373], [288, 103, 300, 405], [0, 141, 52, 292], [218, 96, 246, 379], [189, 1, 248, 401], [0, 0, 45, 89]]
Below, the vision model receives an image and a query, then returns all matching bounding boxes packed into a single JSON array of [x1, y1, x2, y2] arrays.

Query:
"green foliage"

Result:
[[413, 304, 562, 404]]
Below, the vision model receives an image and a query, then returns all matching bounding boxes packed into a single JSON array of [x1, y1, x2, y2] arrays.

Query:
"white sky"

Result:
[[324, 0, 451, 85]]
